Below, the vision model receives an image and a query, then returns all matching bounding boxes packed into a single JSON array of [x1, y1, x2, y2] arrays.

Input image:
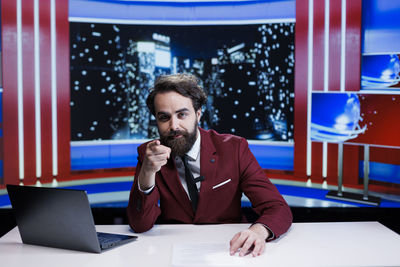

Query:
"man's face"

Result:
[[154, 91, 201, 157]]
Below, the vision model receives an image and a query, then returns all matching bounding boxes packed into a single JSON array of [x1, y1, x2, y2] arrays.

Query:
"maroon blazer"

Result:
[[127, 128, 292, 238]]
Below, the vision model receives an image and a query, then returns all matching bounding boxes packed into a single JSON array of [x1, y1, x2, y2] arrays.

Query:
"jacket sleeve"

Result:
[[238, 138, 292, 239], [127, 145, 161, 233]]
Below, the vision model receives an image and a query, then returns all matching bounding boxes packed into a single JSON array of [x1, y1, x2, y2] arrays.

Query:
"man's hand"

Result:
[[138, 140, 171, 190], [229, 223, 270, 257]]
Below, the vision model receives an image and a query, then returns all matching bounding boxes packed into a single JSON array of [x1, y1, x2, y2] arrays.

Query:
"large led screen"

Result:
[[70, 22, 295, 142], [361, 0, 400, 91], [361, 54, 400, 90], [311, 92, 400, 148]]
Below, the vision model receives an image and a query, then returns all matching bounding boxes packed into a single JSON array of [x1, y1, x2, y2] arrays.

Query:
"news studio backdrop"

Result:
[[309, 0, 400, 206], [0, 0, 399, 208]]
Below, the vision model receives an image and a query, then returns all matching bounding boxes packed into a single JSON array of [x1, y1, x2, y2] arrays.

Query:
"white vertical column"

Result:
[[17, 0, 25, 180], [34, 0, 42, 178], [306, 0, 314, 177], [337, 0, 347, 194], [51, 0, 58, 177], [322, 0, 330, 179], [363, 145, 370, 200], [340, 0, 346, 92]]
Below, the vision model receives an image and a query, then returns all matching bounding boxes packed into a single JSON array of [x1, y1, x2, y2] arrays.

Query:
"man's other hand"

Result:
[[229, 223, 269, 257]]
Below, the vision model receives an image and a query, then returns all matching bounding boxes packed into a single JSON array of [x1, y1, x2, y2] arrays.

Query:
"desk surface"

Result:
[[1, 222, 400, 266]]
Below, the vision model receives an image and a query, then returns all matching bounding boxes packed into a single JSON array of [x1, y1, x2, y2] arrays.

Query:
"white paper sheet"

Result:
[[171, 242, 253, 266]]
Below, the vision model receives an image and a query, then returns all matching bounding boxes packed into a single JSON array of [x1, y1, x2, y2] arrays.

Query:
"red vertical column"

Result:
[[22, 0, 37, 184], [342, 0, 362, 186], [310, 0, 326, 182], [1, 0, 71, 185], [2, 0, 19, 185], [325, 0, 342, 186], [56, 0, 71, 180], [293, 0, 309, 180], [328, 0, 342, 92], [343, 144, 360, 186], [345, 0, 362, 92], [39, 0, 53, 183], [326, 143, 339, 185], [295, 0, 363, 188]]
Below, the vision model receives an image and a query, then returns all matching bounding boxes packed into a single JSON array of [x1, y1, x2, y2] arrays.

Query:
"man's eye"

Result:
[[158, 115, 169, 121], [178, 113, 187, 119]]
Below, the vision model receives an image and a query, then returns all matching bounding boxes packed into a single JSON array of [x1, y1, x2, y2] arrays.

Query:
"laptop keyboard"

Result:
[[96, 232, 137, 250], [97, 232, 125, 249]]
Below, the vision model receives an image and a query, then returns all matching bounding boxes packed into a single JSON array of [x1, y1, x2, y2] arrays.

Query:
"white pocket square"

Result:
[[212, 178, 232, 189]]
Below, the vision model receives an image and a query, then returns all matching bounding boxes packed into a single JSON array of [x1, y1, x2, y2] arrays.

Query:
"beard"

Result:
[[159, 122, 198, 157]]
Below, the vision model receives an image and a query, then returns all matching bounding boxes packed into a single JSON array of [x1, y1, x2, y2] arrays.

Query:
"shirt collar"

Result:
[[186, 129, 201, 161]]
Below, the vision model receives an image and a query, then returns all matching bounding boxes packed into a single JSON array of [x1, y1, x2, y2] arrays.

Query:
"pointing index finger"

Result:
[[147, 140, 171, 158], [148, 139, 160, 148]]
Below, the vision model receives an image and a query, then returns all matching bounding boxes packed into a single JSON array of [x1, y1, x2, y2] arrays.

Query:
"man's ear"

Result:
[[196, 109, 202, 123]]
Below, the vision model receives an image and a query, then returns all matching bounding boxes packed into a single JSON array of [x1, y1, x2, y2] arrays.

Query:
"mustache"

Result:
[[165, 130, 187, 137]]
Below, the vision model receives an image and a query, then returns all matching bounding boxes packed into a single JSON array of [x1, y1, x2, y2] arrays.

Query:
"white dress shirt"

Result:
[[175, 130, 201, 198]]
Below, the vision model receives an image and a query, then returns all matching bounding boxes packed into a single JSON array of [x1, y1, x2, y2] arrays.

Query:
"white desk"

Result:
[[1, 222, 400, 266]]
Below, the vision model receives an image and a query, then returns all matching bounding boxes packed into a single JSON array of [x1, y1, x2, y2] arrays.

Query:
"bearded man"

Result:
[[127, 73, 292, 257]]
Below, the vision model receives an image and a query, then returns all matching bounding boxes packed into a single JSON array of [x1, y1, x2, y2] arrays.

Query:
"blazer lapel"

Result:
[[159, 158, 194, 218], [196, 129, 218, 215]]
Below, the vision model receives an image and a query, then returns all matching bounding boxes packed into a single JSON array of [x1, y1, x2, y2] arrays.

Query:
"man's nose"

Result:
[[169, 116, 179, 130]]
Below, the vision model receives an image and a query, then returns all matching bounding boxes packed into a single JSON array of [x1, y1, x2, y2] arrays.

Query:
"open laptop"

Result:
[[6, 184, 137, 253]]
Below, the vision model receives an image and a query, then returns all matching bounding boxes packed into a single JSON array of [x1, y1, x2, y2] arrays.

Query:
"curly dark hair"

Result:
[[146, 73, 208, 115]]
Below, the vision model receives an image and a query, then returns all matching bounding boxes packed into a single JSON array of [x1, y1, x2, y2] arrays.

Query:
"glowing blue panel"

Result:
[[311, 93, 366, 143], [362, 0, 400, 54], [70, 143, 140, 170], [361, 54, 400, 89], [70, 142, 293, 171], [359, 161, 400, 185], [69, 0, 295, 22]]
